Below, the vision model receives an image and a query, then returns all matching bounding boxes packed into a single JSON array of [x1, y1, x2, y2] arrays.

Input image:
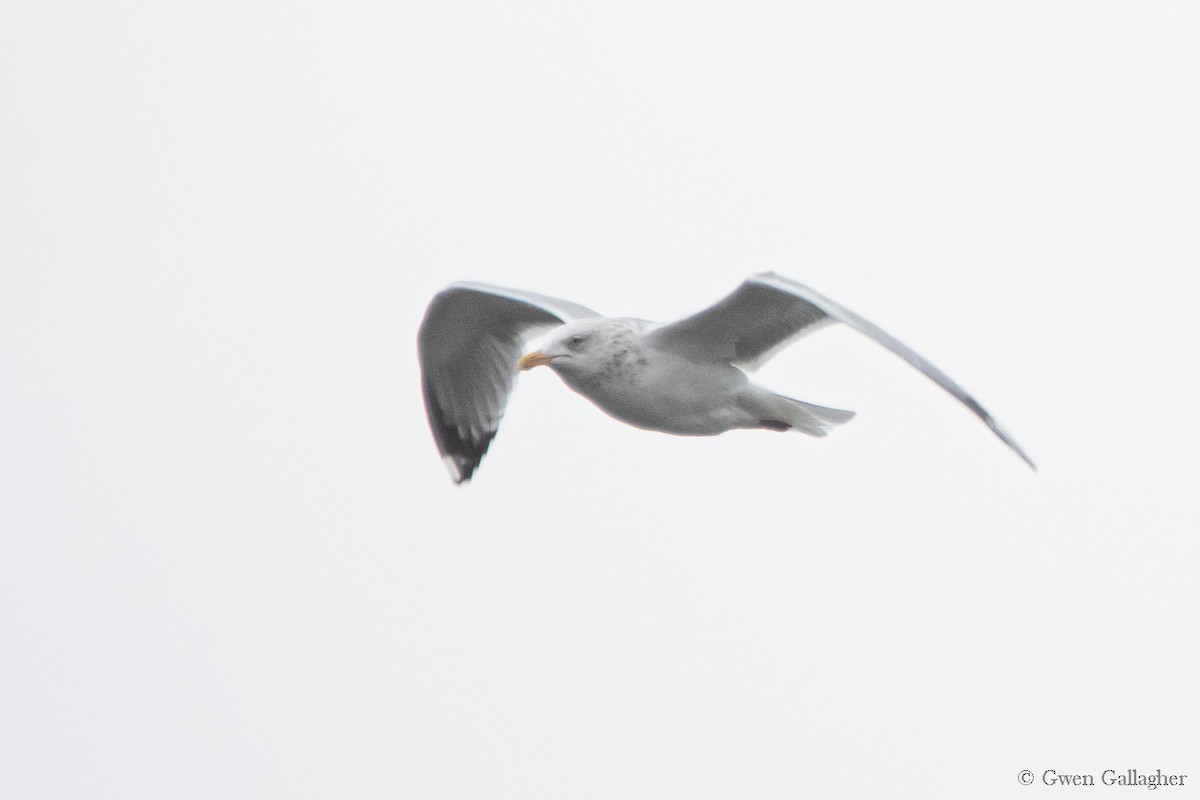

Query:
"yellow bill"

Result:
[[518, 351, 553, 371]]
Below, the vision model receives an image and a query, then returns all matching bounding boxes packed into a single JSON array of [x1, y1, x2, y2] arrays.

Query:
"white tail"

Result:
[[740, 387, 856, 437]]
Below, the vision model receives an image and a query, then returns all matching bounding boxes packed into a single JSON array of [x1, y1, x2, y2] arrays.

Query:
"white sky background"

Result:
[[2, 1, 1198, 798]]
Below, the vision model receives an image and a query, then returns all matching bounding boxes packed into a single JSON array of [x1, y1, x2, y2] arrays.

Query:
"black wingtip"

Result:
[[423, 375, 493, 485]]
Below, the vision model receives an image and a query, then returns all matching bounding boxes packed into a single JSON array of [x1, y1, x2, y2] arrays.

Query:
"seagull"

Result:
[[418, 272, 1034, 483]]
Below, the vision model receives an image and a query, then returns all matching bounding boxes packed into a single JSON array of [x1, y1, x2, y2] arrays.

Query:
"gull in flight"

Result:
[[419, 272, 1034, 483]]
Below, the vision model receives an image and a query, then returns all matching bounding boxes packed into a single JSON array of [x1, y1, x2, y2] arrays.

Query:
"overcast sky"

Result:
[[2, 2, 1198, 798]]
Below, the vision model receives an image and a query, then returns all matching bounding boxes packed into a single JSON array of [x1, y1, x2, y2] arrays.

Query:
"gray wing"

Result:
[[419, 281, 599, 483], [647, 272, 1035, 469]]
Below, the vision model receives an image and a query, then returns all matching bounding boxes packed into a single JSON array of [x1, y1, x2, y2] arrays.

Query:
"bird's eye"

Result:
[[568, 335, 585, 349]]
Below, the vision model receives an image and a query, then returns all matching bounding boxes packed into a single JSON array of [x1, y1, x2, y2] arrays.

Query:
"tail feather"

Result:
[[742, 388, 855, 437]]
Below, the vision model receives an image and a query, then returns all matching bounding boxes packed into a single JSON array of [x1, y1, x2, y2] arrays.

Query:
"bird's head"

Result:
[[518, 319, 632, 379]]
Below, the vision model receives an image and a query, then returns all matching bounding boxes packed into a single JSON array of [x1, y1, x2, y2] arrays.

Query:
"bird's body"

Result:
[[418, 272, 1034, 483], [606, 350, 749, 436], [544, 317, 849, 437]]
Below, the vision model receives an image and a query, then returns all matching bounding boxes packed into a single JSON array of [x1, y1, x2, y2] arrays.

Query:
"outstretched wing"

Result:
[[419, 282, 599, 483], [647, 272, 1035, 469]]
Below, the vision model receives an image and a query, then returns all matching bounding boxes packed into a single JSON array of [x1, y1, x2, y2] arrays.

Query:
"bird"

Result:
[[418, 272, 1034, 483]]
